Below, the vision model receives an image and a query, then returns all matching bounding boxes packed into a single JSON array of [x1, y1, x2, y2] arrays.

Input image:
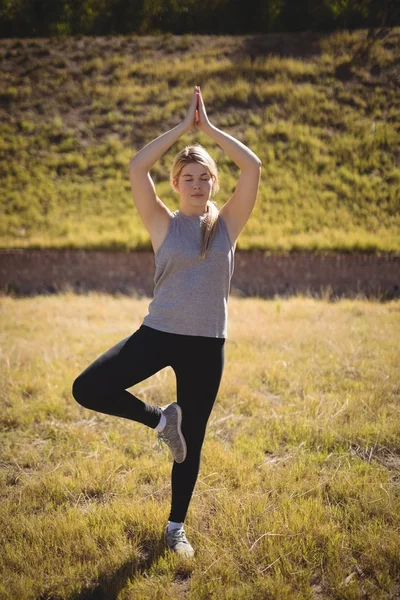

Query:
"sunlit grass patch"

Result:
[[0, 30, 399, 252], [0, 293, 399, 598]]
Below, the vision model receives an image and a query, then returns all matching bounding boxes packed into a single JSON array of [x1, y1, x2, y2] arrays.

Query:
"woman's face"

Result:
[[175, 163, 213, 207]]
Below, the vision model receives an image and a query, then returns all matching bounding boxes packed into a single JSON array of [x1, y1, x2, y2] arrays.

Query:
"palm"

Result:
[[195, 91, 210, 131]]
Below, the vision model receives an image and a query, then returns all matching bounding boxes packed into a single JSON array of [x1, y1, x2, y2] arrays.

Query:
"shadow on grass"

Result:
[[68, 532, 166, 600]]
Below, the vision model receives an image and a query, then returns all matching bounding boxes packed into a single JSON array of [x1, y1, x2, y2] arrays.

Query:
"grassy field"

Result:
[[1, 291, 399, 599], [0, 29, 399, 253]]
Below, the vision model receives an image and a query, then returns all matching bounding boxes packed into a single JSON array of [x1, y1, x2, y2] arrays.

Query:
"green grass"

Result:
[[1, 291, 399, 599], [0, 29, 399, 253]]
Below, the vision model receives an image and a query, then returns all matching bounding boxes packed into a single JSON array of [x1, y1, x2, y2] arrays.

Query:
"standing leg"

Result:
[[71, 325, 169, 428], [168, 335, 225, 523]]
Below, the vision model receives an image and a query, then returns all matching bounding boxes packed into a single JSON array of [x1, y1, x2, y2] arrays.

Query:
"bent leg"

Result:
[[72, 325, 169, 428], [168, 336, 225, 522]]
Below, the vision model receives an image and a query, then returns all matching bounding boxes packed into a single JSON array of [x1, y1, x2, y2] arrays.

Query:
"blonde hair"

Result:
[[170, 143, 220, 260]]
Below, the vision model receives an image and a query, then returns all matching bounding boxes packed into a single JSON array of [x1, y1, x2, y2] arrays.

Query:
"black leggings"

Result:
[[72, 324, 225, 523]]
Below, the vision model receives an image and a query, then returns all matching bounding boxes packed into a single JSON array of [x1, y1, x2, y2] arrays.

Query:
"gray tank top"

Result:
[[142, 209, 235, 338]]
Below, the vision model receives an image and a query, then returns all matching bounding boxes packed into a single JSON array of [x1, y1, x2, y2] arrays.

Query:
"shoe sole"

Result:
[[172, 403, 187, 463]]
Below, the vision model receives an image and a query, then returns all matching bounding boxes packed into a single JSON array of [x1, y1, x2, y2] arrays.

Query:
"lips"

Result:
[[191, 194, 204, 197]]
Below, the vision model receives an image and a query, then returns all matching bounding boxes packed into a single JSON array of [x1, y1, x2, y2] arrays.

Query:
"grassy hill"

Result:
[[0, 29, 399, 253]]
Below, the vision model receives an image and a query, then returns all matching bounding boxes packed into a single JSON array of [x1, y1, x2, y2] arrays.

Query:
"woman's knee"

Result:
[[71, 374, 95, 409]]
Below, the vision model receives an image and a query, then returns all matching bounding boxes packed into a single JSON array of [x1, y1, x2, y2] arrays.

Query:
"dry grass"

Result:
[[1, 291, 399, 598]]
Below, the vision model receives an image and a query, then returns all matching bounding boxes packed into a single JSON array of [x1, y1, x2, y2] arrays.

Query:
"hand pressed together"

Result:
[[183, 86, 212, 133]]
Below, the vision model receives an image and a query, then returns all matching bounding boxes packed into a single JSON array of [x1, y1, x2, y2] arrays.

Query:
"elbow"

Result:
[[129, 156, 141, 169], [129, 158, 148, 172], [246, 159, 262, 169]]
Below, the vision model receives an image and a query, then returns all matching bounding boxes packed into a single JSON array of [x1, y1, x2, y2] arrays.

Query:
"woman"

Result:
[[72, 86, 262, 558]]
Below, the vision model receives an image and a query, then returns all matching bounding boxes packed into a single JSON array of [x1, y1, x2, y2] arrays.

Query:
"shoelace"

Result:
[[157, 431, 170, 454], [167, 528, 189, 545]]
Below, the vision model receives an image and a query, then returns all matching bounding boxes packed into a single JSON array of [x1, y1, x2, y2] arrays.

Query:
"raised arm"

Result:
[[128, 87, 199, 244], [129, 121, 187, 172], [196, 87, 262, 245], [129, 86, 199, 170]]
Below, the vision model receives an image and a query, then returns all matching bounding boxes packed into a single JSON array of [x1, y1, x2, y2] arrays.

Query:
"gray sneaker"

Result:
[[157, 403, 187, 463], [165, 525, 195, 558]]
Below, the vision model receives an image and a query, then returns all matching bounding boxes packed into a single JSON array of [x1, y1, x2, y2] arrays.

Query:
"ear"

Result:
[[172, 177, 180, 193]]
